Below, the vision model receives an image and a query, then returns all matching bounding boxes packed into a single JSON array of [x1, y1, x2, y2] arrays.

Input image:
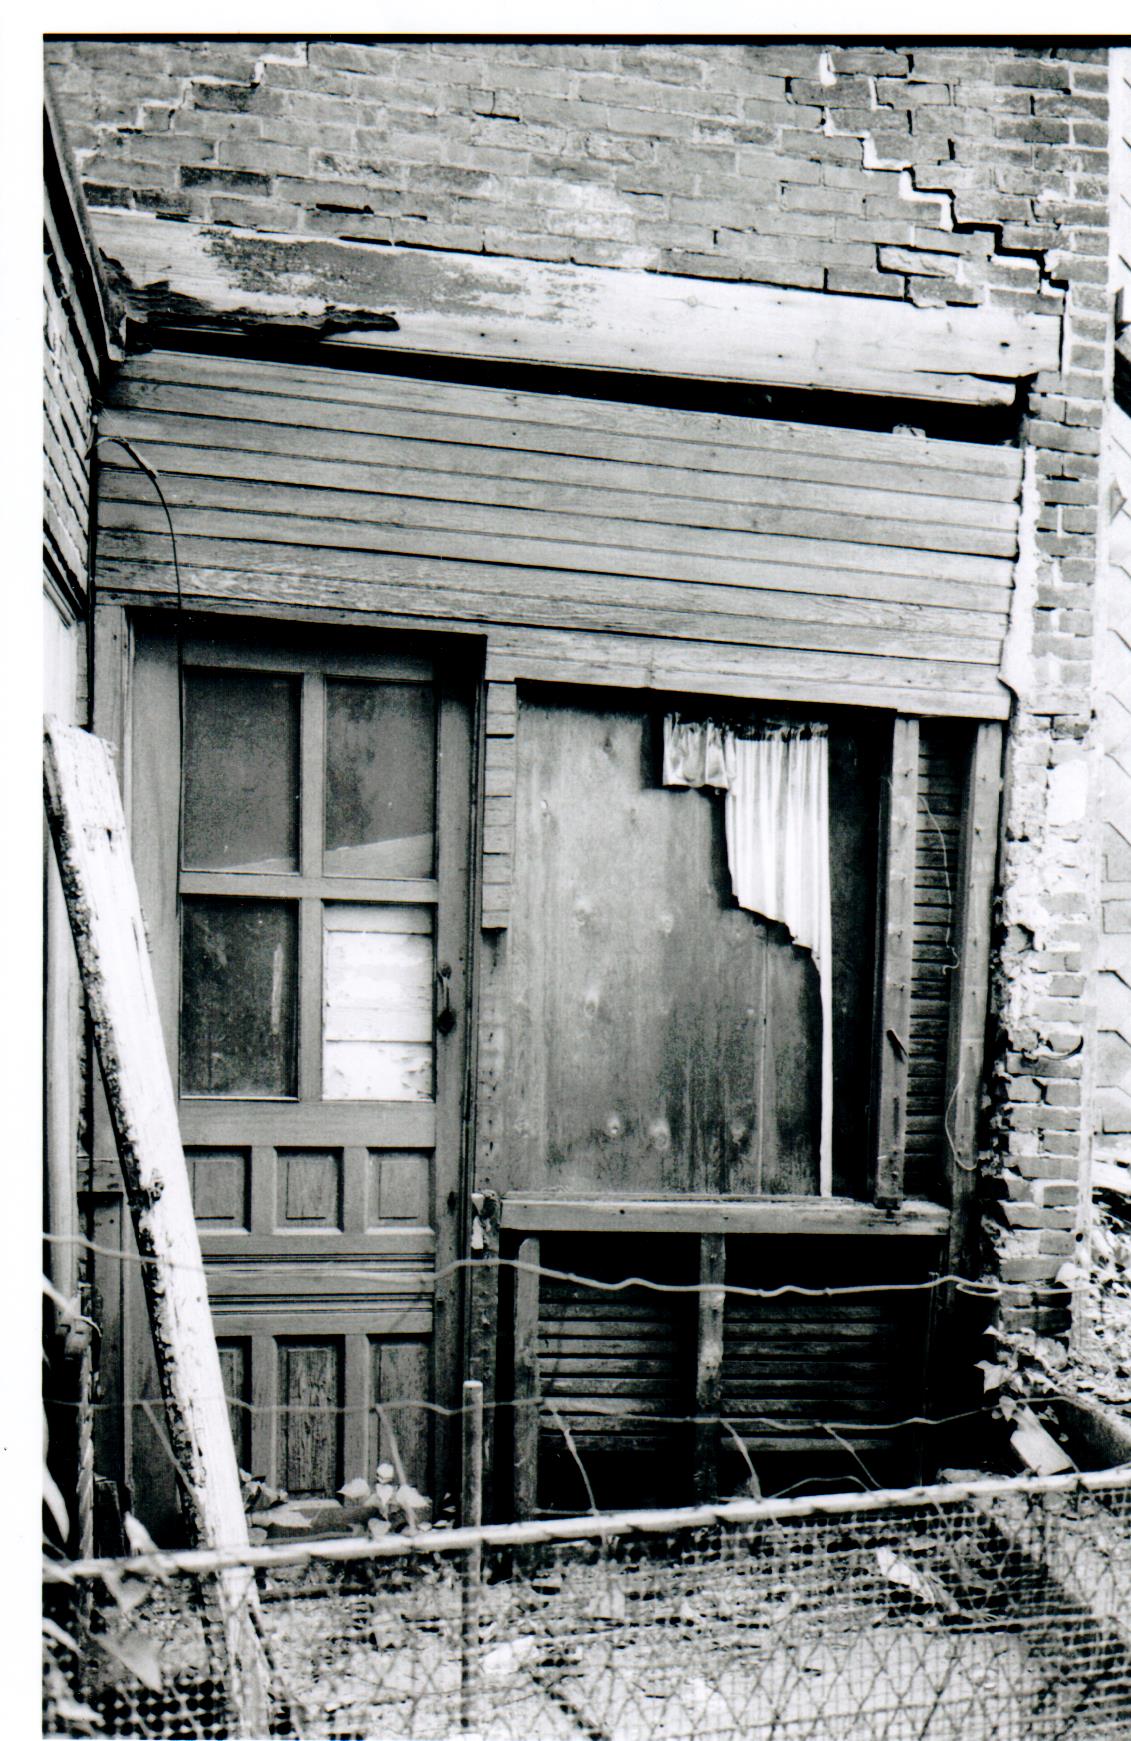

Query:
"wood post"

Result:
[[695, 1234, 727, 1502], [929, 722, 1003, 1443], [512, 1234, 541, 1520], [945, 721, 1003, 1272], [874, 716, 920, 1207], [43, 719, 270, 1738], [459, 1378, 484, 1732]]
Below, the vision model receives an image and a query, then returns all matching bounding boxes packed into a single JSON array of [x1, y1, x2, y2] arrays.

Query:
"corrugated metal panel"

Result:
[[97, 349, 1022, 718]]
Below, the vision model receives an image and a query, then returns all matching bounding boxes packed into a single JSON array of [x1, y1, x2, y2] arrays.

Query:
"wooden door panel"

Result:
[[511, 696, 819, 1196], [507, 691, 878, 1202], [127, 620, 471, 1514]]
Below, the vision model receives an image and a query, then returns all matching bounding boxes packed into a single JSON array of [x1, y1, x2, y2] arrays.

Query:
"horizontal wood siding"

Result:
[[906, 726, 967, 1202], [98, 350, 1021, 719], [534, 1236, 697, 1511], [720, 1240, 935, 1471]]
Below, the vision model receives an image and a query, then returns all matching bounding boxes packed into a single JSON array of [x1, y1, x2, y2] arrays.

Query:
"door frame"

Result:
[[91, 603, 480, 1518]]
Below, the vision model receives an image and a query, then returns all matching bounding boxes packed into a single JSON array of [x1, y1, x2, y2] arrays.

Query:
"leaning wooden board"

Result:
[[43, 718, 269, 1737]]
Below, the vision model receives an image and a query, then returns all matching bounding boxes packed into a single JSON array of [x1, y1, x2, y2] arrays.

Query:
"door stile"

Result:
[[298, 897, 322, 1104], [432, 673, 475, 1501], [249, 1146, 274, 1238], [250, 1332, 277, 1488]]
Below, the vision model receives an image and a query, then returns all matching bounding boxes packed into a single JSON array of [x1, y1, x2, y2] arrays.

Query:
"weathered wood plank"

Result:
[[98, 476, 1020, 562], [102, 389, 1024, 498], [508, 699, 821, 1198], [499, 1195, 949, 1236], [43, 719, 269, 1735], [513, 1236, 541, 1521], [112, 348, 1027, 477], [945, 722, 1003, 1271], [492, 629, 1010, 721], [98, 434, 1021, 535], [91, 217, 1057, 399], [874, 718, 920, 1206], [177, 1099, 436, 1146], [695, 1234, 726, 1502], [482, 680, 516, 932], [96, 350, 1022, 730], [906, 725, 966, 1201], [97, 545, 1012, 658], [432, 676, 476, 1496], [104, 571, 1009, 718]]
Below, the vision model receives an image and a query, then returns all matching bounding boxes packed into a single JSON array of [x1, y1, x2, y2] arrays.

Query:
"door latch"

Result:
[[436, 963, 456, 1035]]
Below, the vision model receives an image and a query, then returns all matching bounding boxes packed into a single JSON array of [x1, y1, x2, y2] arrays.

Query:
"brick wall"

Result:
[[45, 39, 1115, 1329], [46, 41, 1107, 311]]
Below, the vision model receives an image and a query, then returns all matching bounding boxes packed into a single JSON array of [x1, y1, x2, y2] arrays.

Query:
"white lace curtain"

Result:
[[663, 714, 832, 1192]]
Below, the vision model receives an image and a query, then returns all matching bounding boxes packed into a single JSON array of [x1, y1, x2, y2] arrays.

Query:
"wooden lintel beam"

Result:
[[874, 716, 920, 1207], [91, 212, 1059, 404]]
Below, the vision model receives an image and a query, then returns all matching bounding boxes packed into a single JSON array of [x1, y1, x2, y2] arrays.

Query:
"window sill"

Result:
[[498, 1194, 948, 1237]]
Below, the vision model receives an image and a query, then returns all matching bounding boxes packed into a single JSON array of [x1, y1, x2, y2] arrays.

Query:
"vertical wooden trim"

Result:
[[342, 1145, 367, 1235], [694, 1234, 726, 1502], [300, 671, 325, 879], [298, 672, 325, 1105], [250, 1333, 277, 1487], [512, 1234, 541, 1520], [343, 1333, 369, 1484], [249, 1145, 275, 1238], [459, 1379, 484, 1730], [874, 716, 919, 1206], [92, 607, 138, 1173], [945, 721, 1003, 1272], [433, 674, 474, 1503], [298, 896, 322, 1103], [92, 604, 131, 796], [482, 680, 517, 930], [466, 1194, 500, 1519]]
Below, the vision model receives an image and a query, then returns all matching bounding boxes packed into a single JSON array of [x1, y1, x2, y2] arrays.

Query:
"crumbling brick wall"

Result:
[[44, 39, 1114, 1333]]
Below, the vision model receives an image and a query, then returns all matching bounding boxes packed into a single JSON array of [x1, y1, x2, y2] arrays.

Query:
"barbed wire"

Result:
[[43, 1387, 1111, 1433], [44, 1230, 1017, 1300]]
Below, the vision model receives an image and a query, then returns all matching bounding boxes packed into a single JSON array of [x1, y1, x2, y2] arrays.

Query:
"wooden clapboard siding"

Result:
[[97, 349, 1021, 721], [905, 725, 968, 1202], [720, 1239, 935, 1470], [534, 1236, 697, 1510]]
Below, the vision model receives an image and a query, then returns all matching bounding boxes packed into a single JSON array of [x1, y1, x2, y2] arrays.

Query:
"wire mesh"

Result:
[[45, 1469, 1131, 1741]]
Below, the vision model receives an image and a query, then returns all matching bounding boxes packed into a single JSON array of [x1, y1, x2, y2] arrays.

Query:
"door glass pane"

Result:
[[323, 904, 434, 1101], [183, 669, 299, 872], [181, 898, 297, 1096], [324, 681, 435, 877]]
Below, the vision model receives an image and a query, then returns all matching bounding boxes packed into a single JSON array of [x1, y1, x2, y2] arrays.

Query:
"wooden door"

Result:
[[129, 621, 472, 1507]]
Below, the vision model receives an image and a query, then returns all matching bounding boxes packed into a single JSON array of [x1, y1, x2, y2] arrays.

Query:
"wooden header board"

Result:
[[89, 214, 1058, 406], [98, 347, 1021, 719]]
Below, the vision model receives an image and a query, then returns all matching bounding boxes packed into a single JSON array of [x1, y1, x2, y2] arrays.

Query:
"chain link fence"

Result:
[[45, 1467, 1131, 1741]]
